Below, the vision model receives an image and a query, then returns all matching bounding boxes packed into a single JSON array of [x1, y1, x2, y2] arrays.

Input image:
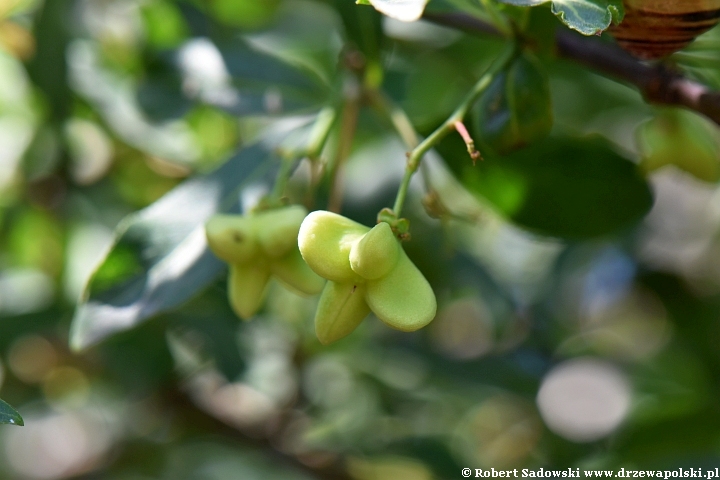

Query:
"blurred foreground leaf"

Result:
[[0, 399, 23, 426], [69, 143, 276, 351], [450, 136, 653, 238]]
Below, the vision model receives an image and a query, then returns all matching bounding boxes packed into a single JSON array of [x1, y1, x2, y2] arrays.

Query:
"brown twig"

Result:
[[423, 11, 720, 126]]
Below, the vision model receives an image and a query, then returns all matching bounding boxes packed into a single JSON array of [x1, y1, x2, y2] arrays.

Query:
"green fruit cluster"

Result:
[[298, 210, 437, 344], [205, 205, 325, 320]]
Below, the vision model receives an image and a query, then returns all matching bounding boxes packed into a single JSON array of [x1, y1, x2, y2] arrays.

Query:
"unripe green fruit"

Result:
[[228, 260, 271, 320], [365, 251, 436, 332], [315, 281, 370, 345], [256, 205, 308, 258], [299, 210, 438, 343], [207, 205, 325, 321], [298, 210, 368, 283], [205, 215, 258, 264], [271, 248, 325, 295], [349, 222, 399, 280]]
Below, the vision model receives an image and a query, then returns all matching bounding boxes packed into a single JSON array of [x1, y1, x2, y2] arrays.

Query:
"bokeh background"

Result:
[[2, 0, 720, 478]]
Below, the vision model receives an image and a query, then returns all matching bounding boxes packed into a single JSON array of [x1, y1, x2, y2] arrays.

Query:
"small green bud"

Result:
[[349, 222, 400, 280], [395, 218, 410, 236], [377, 208, 397, 225], [315, 281, 370, 345]]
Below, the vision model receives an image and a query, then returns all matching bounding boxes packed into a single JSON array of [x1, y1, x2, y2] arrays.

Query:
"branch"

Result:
[[423, 11, 720, 127]]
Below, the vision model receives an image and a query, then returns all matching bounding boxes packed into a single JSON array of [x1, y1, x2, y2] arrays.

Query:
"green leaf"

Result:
[[0, 399, 23, 426], [367, 0, 430, 22], [69, 143, 276, 351], [637, 109, 720, 183], [499, 0, 623, 35], [473, 51, 553, 155], [449, 135, 653, 238]]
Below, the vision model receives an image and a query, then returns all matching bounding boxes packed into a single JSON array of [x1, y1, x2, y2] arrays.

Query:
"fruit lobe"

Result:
[[205, 214, 258, 264], [228, 260, 271, 320], [349, 222, 400, 280], [315, 281, 371, 345], [256, 205, 308, 258], [271, 247, 326, 295], [298, 210, 368, 283], [365, 251, 437, 332]]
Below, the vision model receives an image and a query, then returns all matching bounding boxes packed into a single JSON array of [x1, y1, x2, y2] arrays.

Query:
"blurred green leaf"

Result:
[[498, 0, 623, 35], [0, 399, 23, 426], [69, 142, 276, 350], [473, 51, 553, 155], [637, 108, 720, 182], [448, 135, 653, 238]]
